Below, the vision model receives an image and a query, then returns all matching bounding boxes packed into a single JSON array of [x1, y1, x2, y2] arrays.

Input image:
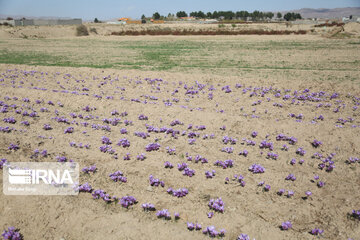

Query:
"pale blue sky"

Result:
[[0, 0, 359, 20]]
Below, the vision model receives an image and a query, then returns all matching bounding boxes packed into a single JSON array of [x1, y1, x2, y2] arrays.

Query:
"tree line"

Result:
[[143, 11, 302, 21]]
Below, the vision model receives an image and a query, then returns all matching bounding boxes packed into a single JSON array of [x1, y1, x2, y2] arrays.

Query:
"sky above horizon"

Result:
[[0, 0, 359, 20]]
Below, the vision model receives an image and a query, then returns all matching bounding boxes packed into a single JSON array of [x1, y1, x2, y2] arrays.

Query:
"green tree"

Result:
[[94, 18, 99, 23], [153, 12, 160, 20], [176, 11, 187, 18], [206, 12, 212, 18], [277, 12, 282, 19], [266, 12, 274, 19], [284, 12, 292, 21], [141, 14, 146, 20]]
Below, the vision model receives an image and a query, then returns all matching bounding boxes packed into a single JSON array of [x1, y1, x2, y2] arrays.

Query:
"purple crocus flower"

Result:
[[281, 221, 292, 230]]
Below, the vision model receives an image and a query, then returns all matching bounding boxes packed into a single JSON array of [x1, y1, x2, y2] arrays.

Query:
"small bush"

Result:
[[231, 24, 236, 28], [76, 24, 89, 36], [218, 24, 225, 28], [90, 27, 98, 34]]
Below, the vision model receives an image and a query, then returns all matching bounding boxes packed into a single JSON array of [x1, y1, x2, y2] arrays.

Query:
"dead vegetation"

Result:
[[110, 29, 307, 36]]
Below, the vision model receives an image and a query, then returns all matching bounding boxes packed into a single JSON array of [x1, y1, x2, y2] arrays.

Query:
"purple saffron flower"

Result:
[[281, 221, 292, 230], [64, 127, 74, 134], [164, 161, 173, 168], [208, 197, 225, 213], [82, 165, 97, 174], [142, 203, 156, 211], [156, 209, 171, 220], [248, 164, 265, 173], [1, 226, 23, 240], [109, 171, 127, 183], [310, 228, 324, 235], [8, 143, 19, 151], [312, 139, 322, 148], [237, 234, 250, 240]]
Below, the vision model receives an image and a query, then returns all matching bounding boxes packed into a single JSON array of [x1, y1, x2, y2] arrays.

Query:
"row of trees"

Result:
[[144, 11, 302, 21]]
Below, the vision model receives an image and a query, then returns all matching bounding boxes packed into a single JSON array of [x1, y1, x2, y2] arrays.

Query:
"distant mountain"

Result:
[[281, 7, 360, 19]]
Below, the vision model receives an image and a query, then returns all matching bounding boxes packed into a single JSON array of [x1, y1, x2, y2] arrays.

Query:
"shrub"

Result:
[[218, 24, 225, 28], [231, 24, 236, 28], [90, 27, 98, 34], [76, 24, 89, 36]]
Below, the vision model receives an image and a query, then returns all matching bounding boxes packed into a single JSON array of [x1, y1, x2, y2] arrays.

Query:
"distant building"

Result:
[[0, 18, 82, 26], [343, 15, 360, 23]]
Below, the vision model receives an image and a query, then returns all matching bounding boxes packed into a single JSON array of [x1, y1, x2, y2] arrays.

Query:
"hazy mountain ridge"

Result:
[[282, 7, 360, 19]]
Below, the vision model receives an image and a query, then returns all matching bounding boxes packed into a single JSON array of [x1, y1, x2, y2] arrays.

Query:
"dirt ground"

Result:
[[0, 23, 359, 240]]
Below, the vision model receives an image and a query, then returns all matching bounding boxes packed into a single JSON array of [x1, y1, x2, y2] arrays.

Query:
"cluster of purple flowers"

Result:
[[64, 127, 74, 134], [164, 161, 173, 168], [183, 167, 195, 177], [237, 234, 251, 240], [99, 145, 115, 154], [69, 142, 90, 149], [165, 147, 176, 155], [281, 221, 292, 230], [82, 105, 96, 112], [177, 162, 188, 170], [285, 173, 296, 181], [78, 182, 93, 192], [205, 170, 216, 178], [119, 196, 137, 208], [167, 187, 188, 197], [276, 134, 297, 145], [120, 128, 127, 134], [222, 136, 237, 144], [248, 164, 265, 173], [8, 143, 19, 151], [214, 159, 233, 169], [239, 150, 248, 157], [101, 136, 112, 144], [92, 189, 112, 203], [136, 153, 146, 160], [259, 140, 274, 150], [312, 139, 322, 148], [208, 197, 225, 213], [0, 126, 13, 133], [117, 138, 130, 148], [186, 154, 208, 163], [145, 142, 160, 151], [156, 209, 171, 220], [149, 175, 164, 187], [109, 171, 127, 183], [289, 113, 303, 119], [233, 174, 246, 187], [351, 209, 360, 220], [202, 226, 225, 237], [170, 119, 183, 126], [138, 114, 148, 120], [123, 153, 131, 160], [221, 147, 234, 153], [1, 227, 22, 240], [102, 118, 121, 126], [310, 228, 324, 235], [3, 117, 16, 124], [296, 147, 306, 156], [187, 222, 202, 231], [134, 131, 150, 139], [141, 203, 155, 211], [267, 152, 278, 160], [82, 165, 97, 174], [347, 157, 359, 164], [0, 158, 8, 169]]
